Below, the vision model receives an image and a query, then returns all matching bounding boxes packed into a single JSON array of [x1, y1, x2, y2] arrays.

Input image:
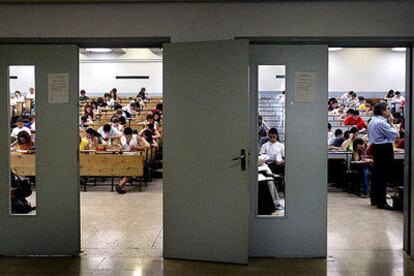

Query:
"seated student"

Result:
[[327, 123, 335, 145], [25, 116, 36, 132], [259, 128, 285, 174], [384, 89, 394, 102], [392, 91, 405, 113], [139, 114, 159, 129], [90, 99, 101, 117], [122, 102, 139, 118], [79, 89, 89, 101], [79, 115, 93, 130], [85, 128, 101, 148], [11, 117, 31, 139], [133, 95, 145, 110], [341, 127, 359, 151], [96, 97, 107, 109], [11, 130, 35, 151], [395, 130, 405, 151], [343, 110, 367, 130], [103, 93, 115, 108], [347, 92, 358, 108], [138, 87, 150, 103], [153, 111, 162, 125], [356, 96, 367, 111], [328, 129, 344, 150], [258, 115, 270, 145], [351, 138, 373, 198], [139, 123, 161, 142], [14, 91, 25, 103], [258, 154, 284, 212], [151, 102, 163, 115], [340, 91, 354, 101], [116, 127, 150, 194], [111, 109, 127, 125], [97, 123, 122, 144], [83, 104, 94, 120], [110, 117, 124, 132], [141, 129, 159, 148], [327, 98, 338, 111], [79, 135, 89, 151], [110, 88, 119, 101], [329, 104, 346, 116]]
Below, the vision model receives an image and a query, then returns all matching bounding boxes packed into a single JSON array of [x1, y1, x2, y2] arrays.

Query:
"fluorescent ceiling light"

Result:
[[391, 47, 406, 52], [85, 48, 112, 53], [328, 47, 343, 52]]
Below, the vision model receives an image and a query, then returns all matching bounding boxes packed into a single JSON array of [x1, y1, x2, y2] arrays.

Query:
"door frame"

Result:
[[0, 36, 413, 259]]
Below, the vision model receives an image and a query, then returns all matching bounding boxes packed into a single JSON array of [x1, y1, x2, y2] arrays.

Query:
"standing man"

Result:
[[367, 102, 398, 210]]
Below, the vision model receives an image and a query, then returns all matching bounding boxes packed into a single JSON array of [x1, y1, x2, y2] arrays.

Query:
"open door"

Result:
[[163, 40, 250, 264], [0, 45, 80, 255], [249, 45, 328, 257]]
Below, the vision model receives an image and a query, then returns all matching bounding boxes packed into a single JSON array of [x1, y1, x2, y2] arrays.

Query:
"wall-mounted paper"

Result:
[[295, 72, 316, 102], [48, 73, 69, 103]]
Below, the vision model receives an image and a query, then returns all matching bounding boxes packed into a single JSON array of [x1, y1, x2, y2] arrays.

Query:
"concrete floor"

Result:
[[1, 179, 413, 275]]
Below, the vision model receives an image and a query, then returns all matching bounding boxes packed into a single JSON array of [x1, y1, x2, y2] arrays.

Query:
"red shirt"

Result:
[[343, 116, 367, 130]]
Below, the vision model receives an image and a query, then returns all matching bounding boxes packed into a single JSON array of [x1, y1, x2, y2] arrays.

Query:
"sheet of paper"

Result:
[[48, 73, 69, 103], [295, 72, 316, 102]]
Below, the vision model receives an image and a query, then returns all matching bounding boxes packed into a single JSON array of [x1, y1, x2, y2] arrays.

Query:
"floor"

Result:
[[1, 180, 413, 275]]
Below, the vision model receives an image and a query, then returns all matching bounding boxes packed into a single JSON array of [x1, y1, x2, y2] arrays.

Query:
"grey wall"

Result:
[[0, 1, 414, 41]]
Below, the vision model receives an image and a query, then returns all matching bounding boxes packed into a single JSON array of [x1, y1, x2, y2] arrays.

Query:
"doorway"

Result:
[[77, 47, 164, 257], [327, 47, 408, 251]]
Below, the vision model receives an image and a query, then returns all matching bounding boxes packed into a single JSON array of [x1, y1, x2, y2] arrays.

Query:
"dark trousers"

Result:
[[371, 143, 394, 206]]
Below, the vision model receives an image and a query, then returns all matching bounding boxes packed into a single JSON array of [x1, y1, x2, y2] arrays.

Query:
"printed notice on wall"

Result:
[[295, 72, 316, 102], [48, 73, 69, 103]]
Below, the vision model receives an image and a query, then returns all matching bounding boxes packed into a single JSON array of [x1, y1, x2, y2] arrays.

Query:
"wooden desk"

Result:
[[10, 152, 146, 191]]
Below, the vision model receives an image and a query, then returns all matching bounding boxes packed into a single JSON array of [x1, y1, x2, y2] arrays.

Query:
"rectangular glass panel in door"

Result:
[[258, 65, 286, 217], [9, 65, 36, 215], [0, 45, 79, 255]]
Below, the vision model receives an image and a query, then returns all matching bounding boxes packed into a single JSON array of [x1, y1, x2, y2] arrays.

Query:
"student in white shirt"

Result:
[[11, 118, 31, 139], [26, 87, 35, 100], [116, 127, 150, 194], [392, 91, 405, 113], [122, 102, 139, 117], [97, 124, 122, 144], [14, 91, 25, 103], [104, 93, 115, 108], [259, 127, 285, 174]]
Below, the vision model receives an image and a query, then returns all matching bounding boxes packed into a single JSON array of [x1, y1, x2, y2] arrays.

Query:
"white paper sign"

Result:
[[295, 72, 316, 102], [48, 73, 69, 103]]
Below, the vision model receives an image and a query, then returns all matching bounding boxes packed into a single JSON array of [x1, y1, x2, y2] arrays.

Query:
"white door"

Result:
[[163, 40, 250, 264], [249, 45, 328, 257], [0, 45, 80, 255]]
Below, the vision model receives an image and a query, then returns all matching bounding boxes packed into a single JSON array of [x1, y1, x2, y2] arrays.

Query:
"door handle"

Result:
[[232, 149, 246, 171]]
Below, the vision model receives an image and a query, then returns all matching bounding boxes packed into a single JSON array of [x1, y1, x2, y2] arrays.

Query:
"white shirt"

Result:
[[11, 126, 31, 138], [328, 131, 335, 145], [98, 126, 121, 139], [10, 98, 16, 106], [15, 95, 25, 103], [26, 93, 35, 100], [105, 98, 115, 107], [259, 141, 285, 162], [120, 134, 140, 151]]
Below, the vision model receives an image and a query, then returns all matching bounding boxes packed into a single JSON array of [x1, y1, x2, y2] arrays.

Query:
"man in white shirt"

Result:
[[11, 118, 31, 139], [259, 127, 285, 174], [97, 124, 122, 144]]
